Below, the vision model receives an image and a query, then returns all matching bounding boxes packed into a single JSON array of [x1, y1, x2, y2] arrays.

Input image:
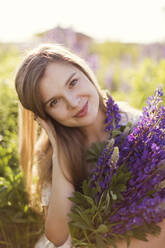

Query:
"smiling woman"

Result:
[[15, 43, 108, 247], [14, 43, 165, 248]]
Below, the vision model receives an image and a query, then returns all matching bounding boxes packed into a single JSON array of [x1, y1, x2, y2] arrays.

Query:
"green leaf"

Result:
[[68, 191, 88, 206], [85, 141, 106, 163], [105, 191, 111, 209], [83, 195, 95, 206], [98, 191, 106, 209], [132, 229, 148, 241], [96, 224, 109, 234], [96, 183, 102, 193], [112, 130, 122, 138], [68, 196, 83, 205], [110, 190, 117, 200], [82, 180, 90, 195], [71, 221, 89, 230], [68, 213, 91, 231]]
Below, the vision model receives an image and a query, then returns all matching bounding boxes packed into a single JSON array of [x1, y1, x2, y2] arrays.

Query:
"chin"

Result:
[[79, 110, 99, 127], [61, 104, 99, 128]]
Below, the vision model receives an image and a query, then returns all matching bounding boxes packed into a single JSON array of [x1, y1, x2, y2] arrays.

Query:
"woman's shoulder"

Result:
[[117, 101, 141, 127]]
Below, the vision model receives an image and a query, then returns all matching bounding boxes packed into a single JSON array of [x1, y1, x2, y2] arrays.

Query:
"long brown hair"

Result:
[[15, 43, 107, 210]]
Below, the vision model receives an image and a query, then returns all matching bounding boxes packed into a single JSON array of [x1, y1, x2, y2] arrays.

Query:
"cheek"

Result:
[[88, 83, 98, 96], [89, 86, 99, 103], [47, 107, 68, 122], [53, 112, 68, 122]]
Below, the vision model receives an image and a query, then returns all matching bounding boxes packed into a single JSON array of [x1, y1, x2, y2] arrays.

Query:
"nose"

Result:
[[65, 94, 81, 108]]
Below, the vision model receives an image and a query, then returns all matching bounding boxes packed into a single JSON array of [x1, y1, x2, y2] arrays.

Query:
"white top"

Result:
[[40, 103, 141, 248], [41, 182, 52, 207]]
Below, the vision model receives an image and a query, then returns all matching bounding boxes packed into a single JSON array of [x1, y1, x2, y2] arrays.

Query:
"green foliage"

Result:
[[0, 81, 18, 173], [68, 156, 161, 248], [106, 58, 165, 109], [91, 41, 139, 66], [0, 44, 43, 248], [125, 59, 165, 108], [68, 125, 133, 248], [68, 162, 133, 247], [85, 141, 106, 163], [90, 41, 165, 110], [0, 81, 43, 247], [0, 43, 20, 82], [0, 171, 43, 247], [90, 41, 139, 89]]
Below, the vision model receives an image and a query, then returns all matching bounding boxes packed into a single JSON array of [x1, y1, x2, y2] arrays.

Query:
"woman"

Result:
[[15, 44, 165, 247]]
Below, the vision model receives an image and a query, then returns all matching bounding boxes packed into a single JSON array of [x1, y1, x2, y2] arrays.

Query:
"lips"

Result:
[[74, 101, 88, 118]]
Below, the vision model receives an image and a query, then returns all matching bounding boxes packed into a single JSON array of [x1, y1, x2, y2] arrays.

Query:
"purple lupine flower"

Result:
[[104, 94, 121, 132], [90, 94, 121, 199], [91, 87, 165, 236]]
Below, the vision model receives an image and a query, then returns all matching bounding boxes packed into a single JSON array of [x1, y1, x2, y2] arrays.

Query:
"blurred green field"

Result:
[[0, 38, 165, 247]]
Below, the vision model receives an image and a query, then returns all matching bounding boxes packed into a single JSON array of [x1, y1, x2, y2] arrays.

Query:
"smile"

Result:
[[74, 101, 88, 118]]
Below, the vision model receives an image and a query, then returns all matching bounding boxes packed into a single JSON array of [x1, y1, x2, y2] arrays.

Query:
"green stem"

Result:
[[83, 229, 91, 245]]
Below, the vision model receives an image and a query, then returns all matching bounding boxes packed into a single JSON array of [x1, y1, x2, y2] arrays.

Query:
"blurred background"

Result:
[[0, 0, 165, 247]]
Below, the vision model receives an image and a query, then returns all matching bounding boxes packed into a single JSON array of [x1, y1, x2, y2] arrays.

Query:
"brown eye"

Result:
[[50, 99, 58, 107], [69, 79, 78, 87]]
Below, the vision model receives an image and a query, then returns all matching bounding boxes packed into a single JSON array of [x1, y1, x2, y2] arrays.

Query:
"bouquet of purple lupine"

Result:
[[68, 87, 165, 248]]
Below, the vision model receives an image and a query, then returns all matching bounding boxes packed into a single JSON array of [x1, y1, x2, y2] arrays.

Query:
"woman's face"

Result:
[[39, 62, 100, 128]]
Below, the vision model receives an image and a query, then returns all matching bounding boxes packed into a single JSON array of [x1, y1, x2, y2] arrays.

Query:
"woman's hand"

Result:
[[35, 115, 57, 154]]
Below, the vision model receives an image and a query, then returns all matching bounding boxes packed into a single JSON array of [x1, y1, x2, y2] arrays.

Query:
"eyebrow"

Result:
[[43, 72, 76, 107]]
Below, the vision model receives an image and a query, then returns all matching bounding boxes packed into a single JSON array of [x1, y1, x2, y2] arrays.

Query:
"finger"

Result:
[[34, 114, 42, 126], [36, 118, 42, 127], [35, 116, 45, 127]]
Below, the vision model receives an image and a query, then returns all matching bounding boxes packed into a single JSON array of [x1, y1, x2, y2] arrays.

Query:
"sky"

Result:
[[0, 0, 165, 44]]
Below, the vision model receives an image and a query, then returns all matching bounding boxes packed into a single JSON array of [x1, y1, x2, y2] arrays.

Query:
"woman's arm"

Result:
[[36, 117, 74, 247], [44, 159, 74, 247]]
